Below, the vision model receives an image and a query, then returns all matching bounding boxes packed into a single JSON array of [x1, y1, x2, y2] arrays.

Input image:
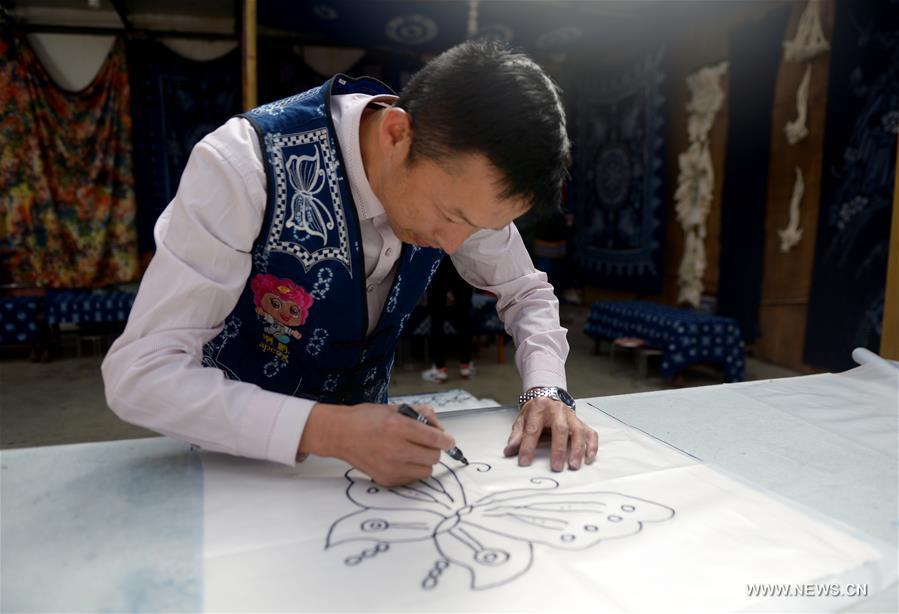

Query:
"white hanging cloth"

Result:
[[783, 0, 830, 62]]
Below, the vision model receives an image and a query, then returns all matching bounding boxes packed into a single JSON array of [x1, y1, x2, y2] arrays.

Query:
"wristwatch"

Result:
[[518, 386, 576, 412]]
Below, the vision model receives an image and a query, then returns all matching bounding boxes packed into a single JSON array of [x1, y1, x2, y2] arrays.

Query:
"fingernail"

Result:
[[519, 455, 531, 466], [571, 458, 581, 470]]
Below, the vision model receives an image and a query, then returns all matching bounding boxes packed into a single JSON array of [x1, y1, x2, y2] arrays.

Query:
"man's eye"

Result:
[[290, 306, 300, 315], [271, 298, 281, 309]]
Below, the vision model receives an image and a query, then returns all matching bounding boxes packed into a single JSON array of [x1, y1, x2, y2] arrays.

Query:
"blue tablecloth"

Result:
[[0, 298, 40, 345], [46, 291, 136, 327], [585, 300, 745, 382]]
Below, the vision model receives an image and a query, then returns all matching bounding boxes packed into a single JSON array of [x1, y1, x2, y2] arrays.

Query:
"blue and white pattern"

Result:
[[585, 300, 745, 382], [385, 274, 401, 313], [804, 0, 898, 370], [202, 317, 243, 381], [311, 266, 335, 301], [247, 88, 320, 118], [45, 291, 135, 327], [305, 327, 329, 356], [385, 14, 438, 45], [574, 47, 666, 293], [263, 128, 352, 276], [0, 298, 40, 345], [322, 373, 341, 393]]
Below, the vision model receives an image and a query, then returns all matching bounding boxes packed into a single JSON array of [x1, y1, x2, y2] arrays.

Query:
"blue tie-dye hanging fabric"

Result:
[[572, 47, 667, 294], [202, 76, 443, 404], [804, 0, 898, 370]]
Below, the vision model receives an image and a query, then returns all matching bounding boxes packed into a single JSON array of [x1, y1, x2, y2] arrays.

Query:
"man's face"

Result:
[[378, 152, 530, 254]]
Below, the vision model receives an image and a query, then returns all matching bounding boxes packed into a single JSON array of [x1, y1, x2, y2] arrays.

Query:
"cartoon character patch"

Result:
[[251, 273, 314, 344]]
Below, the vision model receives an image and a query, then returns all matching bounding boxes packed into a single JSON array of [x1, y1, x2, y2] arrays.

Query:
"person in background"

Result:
[[421, 259, 475, 383]]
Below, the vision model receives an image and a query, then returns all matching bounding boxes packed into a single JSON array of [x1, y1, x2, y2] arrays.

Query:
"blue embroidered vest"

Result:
[[202, 75, 444, 404]]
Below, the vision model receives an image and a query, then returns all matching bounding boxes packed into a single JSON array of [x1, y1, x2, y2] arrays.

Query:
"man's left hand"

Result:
[[503, 397, 598, 471]]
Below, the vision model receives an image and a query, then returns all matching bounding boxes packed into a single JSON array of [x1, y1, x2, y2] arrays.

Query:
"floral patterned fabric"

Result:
[[0, 34, 137, 288]]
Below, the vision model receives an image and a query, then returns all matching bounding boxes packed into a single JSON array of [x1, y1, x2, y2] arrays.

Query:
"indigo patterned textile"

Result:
[[0, 34, 138, 288], [573, 48, 667, 293], [0, 298, 40, 345], [717, 5, 791, 344], [45, 290, 136, 326], [584, 300, 745, 382], [127, 40, 240, 254], [804, 0, 898, 371]]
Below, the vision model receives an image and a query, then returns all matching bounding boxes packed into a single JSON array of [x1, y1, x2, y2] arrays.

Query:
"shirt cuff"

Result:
[[239, 388, 316, 466], [521, 369, 568, 392]]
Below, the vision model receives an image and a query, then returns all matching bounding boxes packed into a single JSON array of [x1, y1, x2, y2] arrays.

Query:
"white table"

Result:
[[2, 364, 896, 612]]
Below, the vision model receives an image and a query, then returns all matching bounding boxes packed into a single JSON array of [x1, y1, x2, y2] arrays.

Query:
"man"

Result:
[[102, 40, 598, 487]]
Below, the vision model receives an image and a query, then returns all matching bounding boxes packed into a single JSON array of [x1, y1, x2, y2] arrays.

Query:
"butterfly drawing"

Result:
[[326, 463, 675, 590], [285, 150, 335, 243]]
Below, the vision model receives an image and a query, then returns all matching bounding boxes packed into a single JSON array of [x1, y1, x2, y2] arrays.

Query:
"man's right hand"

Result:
[[298, 403, 455, 487]]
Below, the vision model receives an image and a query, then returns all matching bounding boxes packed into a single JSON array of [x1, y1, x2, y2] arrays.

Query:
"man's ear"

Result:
[[379, 107, 413, 160]]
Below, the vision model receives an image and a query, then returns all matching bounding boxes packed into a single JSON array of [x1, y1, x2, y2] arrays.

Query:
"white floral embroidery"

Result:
[[311, 266, 335, 301], [306, 328, 329, 356]]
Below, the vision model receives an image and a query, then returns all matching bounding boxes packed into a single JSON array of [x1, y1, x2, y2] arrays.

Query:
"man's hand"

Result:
[[503, 397, 598, 471], [299, 403, 454, 487]]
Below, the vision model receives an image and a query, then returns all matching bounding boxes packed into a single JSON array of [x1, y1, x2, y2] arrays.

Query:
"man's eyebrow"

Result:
[[450, 207, 503, 231]]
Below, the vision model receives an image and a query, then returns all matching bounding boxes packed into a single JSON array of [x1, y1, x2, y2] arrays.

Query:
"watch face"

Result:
[[556, 388, 575, 407]]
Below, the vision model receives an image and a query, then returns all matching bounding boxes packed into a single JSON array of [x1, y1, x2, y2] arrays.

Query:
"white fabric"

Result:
[[778, 166, 805, 252], [200, 406, 894, 612], [102, 93, 567, 467], [785, 64, 812, 145], [675, 62, 728, 307], [783, 0, 831, 62]]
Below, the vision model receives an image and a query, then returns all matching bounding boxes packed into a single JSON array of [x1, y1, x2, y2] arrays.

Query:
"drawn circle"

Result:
[[435, 560, 449, 570], [367, 486, 380, 494], [422, 576, 438, 590], [595, 146, 631, 209], [561, 533, 576, 542], [584, 524, 599, 532], [468, 462, 492, 473], [361, 518, 389, 532], [608, 515, 623, 523], [375, 543, 390, 553], [474, 549, 510, 566], [529, 477, 560, 488], [345, 556, 362, 566], [621, 504, 636, 512], [385, 15, 438, 45]]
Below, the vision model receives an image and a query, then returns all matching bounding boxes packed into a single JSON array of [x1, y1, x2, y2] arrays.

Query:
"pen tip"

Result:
[[461, 458, 469, 465]]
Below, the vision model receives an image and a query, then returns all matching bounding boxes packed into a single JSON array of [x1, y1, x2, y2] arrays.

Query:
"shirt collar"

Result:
[[333, 92, 397, 221]]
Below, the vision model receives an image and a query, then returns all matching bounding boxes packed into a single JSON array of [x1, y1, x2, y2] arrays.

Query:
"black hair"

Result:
[[396, 39, 570, 216]]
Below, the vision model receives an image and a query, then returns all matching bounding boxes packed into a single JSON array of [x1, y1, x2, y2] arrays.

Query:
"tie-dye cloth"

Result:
[[0, 34, 137, 288]]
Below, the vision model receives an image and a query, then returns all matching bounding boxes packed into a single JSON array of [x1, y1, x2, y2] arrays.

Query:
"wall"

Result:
[[754, 0, 835, 372]]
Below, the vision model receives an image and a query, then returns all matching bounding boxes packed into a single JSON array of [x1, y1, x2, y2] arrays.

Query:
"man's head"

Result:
[[363, 40, 569, 253]]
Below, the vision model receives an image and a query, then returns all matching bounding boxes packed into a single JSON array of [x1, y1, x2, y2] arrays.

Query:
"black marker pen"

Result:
[[397, 403, 468, 465]]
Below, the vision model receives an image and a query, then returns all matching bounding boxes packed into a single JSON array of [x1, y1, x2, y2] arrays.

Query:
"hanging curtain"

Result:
[[804, 0, 899, 370], [572, 47, 667, 294], [126, 39, 240, 255], [0, 33, 138, 288]]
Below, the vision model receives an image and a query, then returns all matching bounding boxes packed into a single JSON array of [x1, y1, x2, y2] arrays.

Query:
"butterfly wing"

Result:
[[326, 508, 443, 548], [468, 491, 674, 550], [434, 523, 534, 590], [345, 468, 460, 513]]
